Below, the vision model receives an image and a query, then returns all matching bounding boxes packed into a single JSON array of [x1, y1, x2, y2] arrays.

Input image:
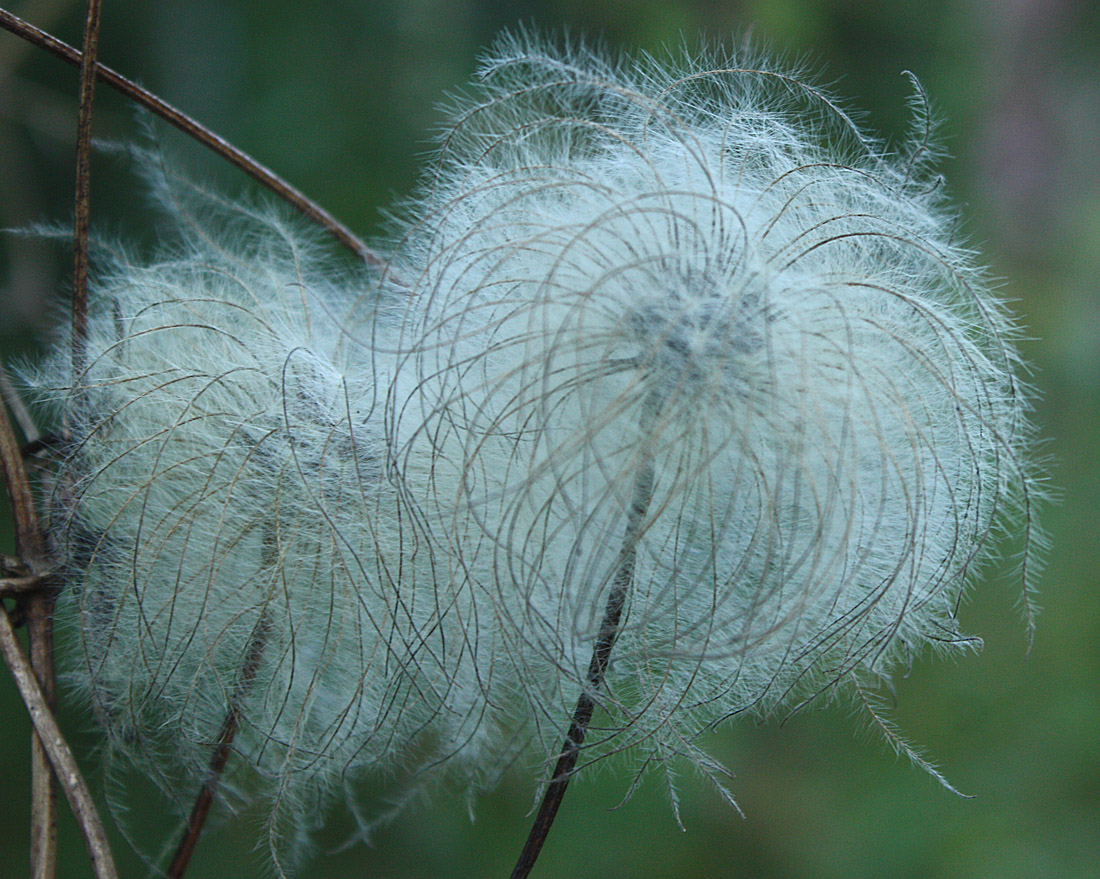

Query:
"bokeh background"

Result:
[[1, 1, 1097, 877]]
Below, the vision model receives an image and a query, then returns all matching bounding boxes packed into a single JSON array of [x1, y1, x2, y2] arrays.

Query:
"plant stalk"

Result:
[[510, 455, 655, 879], [71, 0, 101, 380], [1, 385, 116, 879], [0, 604, 118, 879], [0, 316, 59, 879]]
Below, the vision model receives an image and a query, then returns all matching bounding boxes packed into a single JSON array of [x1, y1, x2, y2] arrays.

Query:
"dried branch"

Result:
[[0, 6, 378, 264], [0, 0, 68, 71], [0, 399, 43, 564], [71, 0, 102, 379], [27, 5, 106, 870], [0, 574, 48, 595], [0, 605, 119, 879], [24, 591, 58, 879], [0, 321, 113, 879], [2, 392, 89, 879], [0, 323, 58, 879]]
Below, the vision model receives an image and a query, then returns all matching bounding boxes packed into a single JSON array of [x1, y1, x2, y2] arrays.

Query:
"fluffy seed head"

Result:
[[23, 34, 1039, 866], [391, 35, 1038, 776], [28, 188, 493, 858]]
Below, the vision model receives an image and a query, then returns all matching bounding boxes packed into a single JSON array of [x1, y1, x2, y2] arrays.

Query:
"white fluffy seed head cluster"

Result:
[[392, 36, 1037, 767], [27, 34, 1038, 865]]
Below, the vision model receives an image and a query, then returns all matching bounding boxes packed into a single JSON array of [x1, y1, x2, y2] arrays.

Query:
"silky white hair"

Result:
[[390, 34, 1038, 790], [26, 34, 1039, 868], [30, 185, 498, 860]]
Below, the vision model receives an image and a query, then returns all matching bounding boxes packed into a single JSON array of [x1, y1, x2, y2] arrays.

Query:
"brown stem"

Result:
[[0, 339, 58, 879], [0, 603, 118, 879], [165, 613, 270, 879], [0, 574, 50, 595], [26, 591, 57, 879], [0, 6, 378, 264], [29, 6, 105, 870], [71, 0, 102, 381], [0, 0, 68, 71], [0, 400, 44, 564], [510, 457, 655, 879]]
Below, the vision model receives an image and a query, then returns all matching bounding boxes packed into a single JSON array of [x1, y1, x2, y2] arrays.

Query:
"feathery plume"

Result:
[[23, 33, 1039, 872], [27, 181, 492, 863], [389, 34, 1038, 793]]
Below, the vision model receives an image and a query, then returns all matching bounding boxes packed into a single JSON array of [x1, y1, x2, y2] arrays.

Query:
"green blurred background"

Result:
[[1, 1, 1097, 877]]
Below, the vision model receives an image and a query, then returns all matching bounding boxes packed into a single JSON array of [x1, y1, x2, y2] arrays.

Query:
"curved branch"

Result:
[[0, 605, 119, 879], [0, 6, 378, 264], [1, 385, 114, 878], [166, 613, 270, 879], [0, 330, 57, 879]]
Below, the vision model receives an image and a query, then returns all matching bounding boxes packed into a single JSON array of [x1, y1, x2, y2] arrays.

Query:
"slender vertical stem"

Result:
[[3, 391, 109, 878], [26, 593, 57, 879], [1, 402, 59, 879], [165, 612, 270, 879], [23, 7, 105, 877], [0, 397, 44, 564], [1, 344, 56, 879], [0, 341, 59, 879], [71, 0, 102, 379], [510, 456, 656, 879]]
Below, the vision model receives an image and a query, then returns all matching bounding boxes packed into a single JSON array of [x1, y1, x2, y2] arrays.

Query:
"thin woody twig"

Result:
[[0, 552, 51, 596], [0, 326, 57, 879], [1, 402, 57, 879], [0, 401, 43, 565], [27, 4, 106, 869], [0, 6, 378, 264], [0, 0, 68, 71], [0, 605, 119, 879], [21, 1, 108, 870], [71, 0, 102, 380], [1, 574, 49, 595], [0, 391, 112, 879], [14, 540, 56, 879]]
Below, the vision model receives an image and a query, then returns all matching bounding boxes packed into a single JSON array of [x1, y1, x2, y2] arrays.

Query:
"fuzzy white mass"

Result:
[[31, 195, 494, 854], [390, 36, 1037, 781], [28, 35, 1037, 866]]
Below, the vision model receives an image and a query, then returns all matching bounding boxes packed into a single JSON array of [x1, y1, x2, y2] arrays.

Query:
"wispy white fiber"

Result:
[[29, 184, 494, 860], [25, 33, 1039, 869], [390, 34, 1038, 776]]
